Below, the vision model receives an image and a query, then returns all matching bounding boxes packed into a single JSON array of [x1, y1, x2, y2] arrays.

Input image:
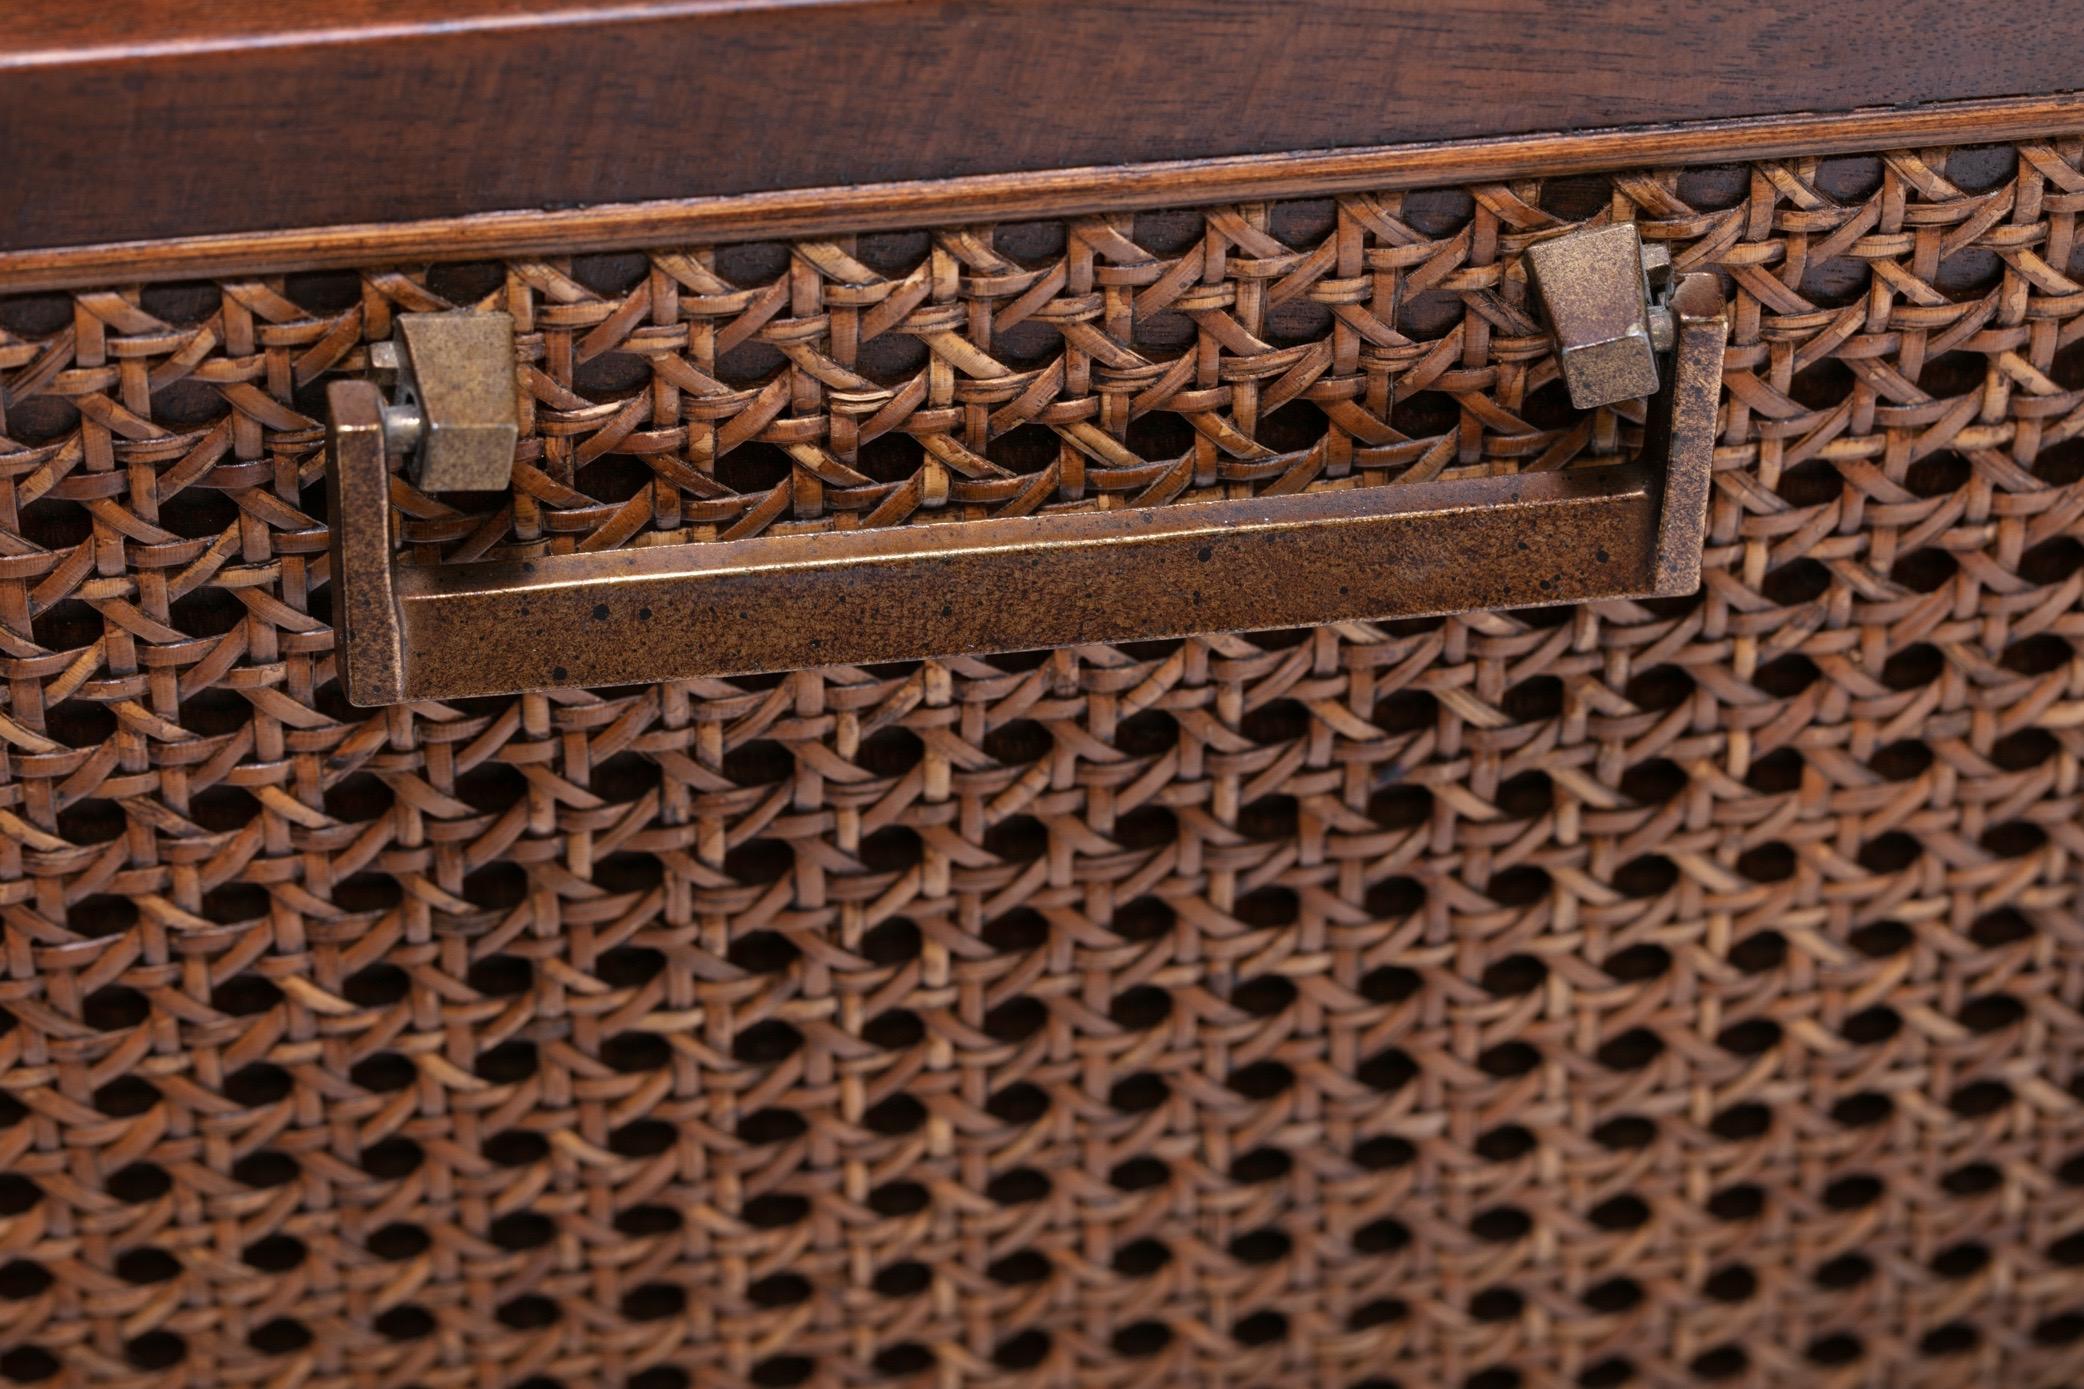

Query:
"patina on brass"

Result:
[[1526, 222, 1668, 409], [327, 270, 1726, 705], [382, 312, 520, 492], [325, 381, 407, 706], [1645, 273, 1727, 592]]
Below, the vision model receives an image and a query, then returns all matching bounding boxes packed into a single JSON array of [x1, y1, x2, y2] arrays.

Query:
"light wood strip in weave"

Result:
[[1, 139, 2084, 1388]]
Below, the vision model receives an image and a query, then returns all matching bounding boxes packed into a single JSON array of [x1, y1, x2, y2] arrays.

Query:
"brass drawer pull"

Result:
[[328, 229, 1727, 707]]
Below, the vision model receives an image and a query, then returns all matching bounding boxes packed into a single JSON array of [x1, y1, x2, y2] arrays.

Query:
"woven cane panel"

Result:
[[3, 140, 2084, 1389]]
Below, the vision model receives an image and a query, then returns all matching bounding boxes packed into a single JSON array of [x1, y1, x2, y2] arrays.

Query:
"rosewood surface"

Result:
[[3, 0, 2082, 253]]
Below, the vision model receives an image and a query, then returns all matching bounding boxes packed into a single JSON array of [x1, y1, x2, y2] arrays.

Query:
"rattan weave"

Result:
[[3, 140, 2084, 1389]]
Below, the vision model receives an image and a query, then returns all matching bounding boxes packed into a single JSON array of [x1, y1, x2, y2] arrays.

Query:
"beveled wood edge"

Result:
[[4, 93, 2081, 294], [0, 0, 767, 58]]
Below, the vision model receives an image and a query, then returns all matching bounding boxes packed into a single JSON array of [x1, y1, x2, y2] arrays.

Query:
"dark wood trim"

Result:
[[0, 0, 755, 52], [4, 94, 2081, 294], [4, 0, 2082, 256]]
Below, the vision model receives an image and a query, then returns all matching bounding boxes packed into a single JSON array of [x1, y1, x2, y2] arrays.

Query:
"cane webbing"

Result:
[[3, 140, 2084, 1389]]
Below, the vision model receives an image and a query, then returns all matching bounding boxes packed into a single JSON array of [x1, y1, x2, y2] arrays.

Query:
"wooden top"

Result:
[[0, 0, 779, 53], [3, 0, 2081, 254]]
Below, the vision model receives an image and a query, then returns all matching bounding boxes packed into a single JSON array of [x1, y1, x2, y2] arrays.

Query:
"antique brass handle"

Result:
[[328, 232, 1726, 707]]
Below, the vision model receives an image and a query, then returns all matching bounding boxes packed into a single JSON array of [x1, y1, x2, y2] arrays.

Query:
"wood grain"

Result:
[[3, 0, 2082, 253], [5, 94, 2080, 294]]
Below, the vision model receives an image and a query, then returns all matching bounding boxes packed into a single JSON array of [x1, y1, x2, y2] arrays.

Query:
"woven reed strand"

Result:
[[2, 141, 2084, 1388]]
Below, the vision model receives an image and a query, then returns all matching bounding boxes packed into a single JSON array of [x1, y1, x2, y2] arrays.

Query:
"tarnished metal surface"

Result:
[[394, 465, 1664, 699], [326, 245, 1728, 706], [1648, 274, 1732, 594], [323, 381, 406, 706], [389, 312, 519, 492], [1526, 223, 1663, 409]]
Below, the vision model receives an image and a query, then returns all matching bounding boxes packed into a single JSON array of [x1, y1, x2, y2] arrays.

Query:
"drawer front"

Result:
[[5, 105, 2084, 1389]]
